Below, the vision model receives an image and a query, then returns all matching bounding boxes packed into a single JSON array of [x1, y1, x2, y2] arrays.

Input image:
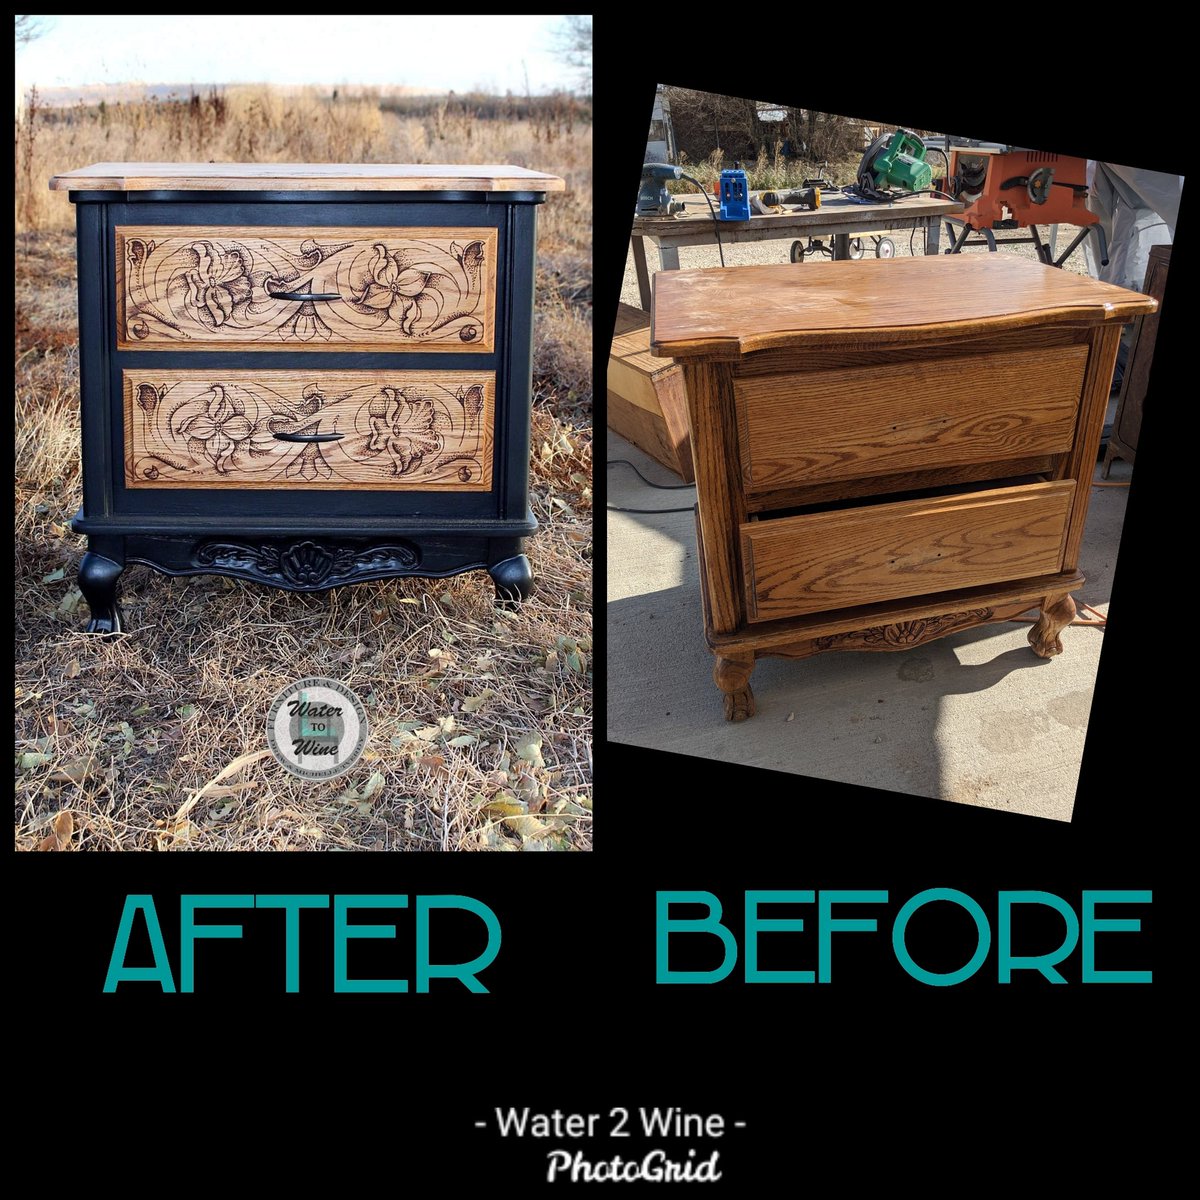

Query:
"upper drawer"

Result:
[[116, 226, 496, 352], [735, 345, 1087, 492]]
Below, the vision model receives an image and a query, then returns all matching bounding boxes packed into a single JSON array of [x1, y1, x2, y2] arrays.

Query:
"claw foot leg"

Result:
[[1028, 593, 1076, 659], [714, 653, 756, 722]]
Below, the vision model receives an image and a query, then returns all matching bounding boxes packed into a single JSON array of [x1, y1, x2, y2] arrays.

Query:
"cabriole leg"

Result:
[[490, 553, 534, 607], [1028, 593, 1076, 659], [79, 551, 124, 635], [714, 652, 756, 722]]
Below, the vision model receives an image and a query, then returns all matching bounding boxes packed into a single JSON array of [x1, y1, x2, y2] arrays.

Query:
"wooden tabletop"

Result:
[[633, 191, 961, 237], [49, 162, 566, 192], [651, 256, 1159, 358]]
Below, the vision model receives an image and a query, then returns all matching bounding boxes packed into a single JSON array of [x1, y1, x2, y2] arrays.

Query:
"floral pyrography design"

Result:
[[128, 375, 489, 488], [455, 383, 485, 435], [176, 384, 273, 474], [183, 241, 254, 329], [364, 387, 447, 476], [122, 231, 491, 346], [352, 244, 442, 336]]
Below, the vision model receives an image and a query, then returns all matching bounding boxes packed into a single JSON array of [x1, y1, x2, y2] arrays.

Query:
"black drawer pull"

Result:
[[272, 431, 344, 443], [267, 288, 342, 302]]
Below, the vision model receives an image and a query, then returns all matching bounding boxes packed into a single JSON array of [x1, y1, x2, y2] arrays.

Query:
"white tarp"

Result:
[[1081, 163, 1183, 290]]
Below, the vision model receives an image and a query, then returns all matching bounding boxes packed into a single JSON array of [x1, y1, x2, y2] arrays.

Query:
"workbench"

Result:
[[650, 255, 1156, 721], [631, 192, 964, 309]]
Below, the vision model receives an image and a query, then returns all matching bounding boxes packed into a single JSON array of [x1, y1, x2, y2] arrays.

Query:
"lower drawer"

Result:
[[123, 368, 493, 490], [740, 479, 1075, 622]]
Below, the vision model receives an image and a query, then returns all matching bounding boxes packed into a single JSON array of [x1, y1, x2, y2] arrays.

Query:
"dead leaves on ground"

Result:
[[36, 809, 74, 851]]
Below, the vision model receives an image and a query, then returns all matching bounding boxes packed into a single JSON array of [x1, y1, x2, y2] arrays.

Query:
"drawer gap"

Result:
[[753, 472, 1051, 523]]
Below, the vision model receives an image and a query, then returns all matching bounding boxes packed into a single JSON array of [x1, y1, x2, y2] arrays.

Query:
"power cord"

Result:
[[678, 172, 725, 267], [606, 459, 696, 514]]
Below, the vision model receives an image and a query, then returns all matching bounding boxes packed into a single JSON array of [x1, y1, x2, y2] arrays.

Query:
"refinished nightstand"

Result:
[[49, 162, 565, 632], [650, 256, 1157, 721]]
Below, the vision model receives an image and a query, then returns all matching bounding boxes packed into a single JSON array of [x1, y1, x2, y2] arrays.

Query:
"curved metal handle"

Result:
[[272, 431, 344, 443], [267, 289, 342, 302]]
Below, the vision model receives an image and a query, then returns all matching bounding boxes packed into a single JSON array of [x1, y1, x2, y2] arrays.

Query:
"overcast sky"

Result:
[[16, 15, 583, 93]]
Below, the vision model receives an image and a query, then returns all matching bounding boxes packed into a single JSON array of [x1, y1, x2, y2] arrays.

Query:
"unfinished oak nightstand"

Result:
[[48, 162, 564, 632], [650, 255, 1157, 721]]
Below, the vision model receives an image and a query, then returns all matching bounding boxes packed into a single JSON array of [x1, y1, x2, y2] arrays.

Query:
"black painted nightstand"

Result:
[[48, 162, 565, 632]]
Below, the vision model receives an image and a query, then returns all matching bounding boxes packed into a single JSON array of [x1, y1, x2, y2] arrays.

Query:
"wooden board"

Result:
[[607, 391, 685, 481], [613, 300, 651, 337], [123, 369, 493, 490], [607, 303, 694, 482], [741, 480, 1075, 622], [736, 345, 1087, 490], [50, 162, 565, 192], [116, 226, 496, 351], [652, 256, 1159, 359]]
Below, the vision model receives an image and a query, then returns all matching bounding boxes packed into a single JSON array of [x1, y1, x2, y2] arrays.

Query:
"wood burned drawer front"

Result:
[[734, 346, 1087, 492], [124, 370, 493, 490], [116, 226, 496, 351], [741, 480, 1075, 622]]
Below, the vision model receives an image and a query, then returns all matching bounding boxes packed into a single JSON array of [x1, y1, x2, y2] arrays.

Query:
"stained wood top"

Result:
[[652, 256, 1158, 358], [49, 162, 565, 192]]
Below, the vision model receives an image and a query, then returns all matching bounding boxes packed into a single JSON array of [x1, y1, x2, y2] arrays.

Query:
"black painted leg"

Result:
[[490, 554, 534, 606], [78, 552, 124, 634]]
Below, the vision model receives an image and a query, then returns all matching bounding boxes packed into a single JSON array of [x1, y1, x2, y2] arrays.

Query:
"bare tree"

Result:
[[15, 15, 50, 46], [555, 15, 591, 91]]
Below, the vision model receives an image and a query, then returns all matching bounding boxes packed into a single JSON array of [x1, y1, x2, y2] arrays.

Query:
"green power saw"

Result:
[[851, 129, 933, 202]]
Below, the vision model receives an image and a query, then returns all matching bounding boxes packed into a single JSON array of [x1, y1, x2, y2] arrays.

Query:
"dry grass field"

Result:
[[14, 87, 593, 852]]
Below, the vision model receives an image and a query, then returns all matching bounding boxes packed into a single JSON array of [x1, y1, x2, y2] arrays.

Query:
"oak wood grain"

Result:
[[741, 480, 1076, 622], [652, 256, 1158, 359], [732, 324, 1089, 378], [1057, 323, 1123, 569], [683, 361, 746, 633], [606, 390, 691, 482], [703, 567, 1086, 655], [123, 369, 494, 491], [736, 345, 1086, 491], [743, 457, 1056, 514], [50, 162, 565, 192], [116, 226, 495, 351]]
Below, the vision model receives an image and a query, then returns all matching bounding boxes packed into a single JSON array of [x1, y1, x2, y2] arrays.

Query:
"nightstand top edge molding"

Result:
[[49, 161, 566, 192], [651, 256, 1158, 359]]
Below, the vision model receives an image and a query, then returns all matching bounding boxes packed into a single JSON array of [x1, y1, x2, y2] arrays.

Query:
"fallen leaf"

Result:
[[37, 811, 74, 851], [57, 589, 82, 615], [361, 771, 385, 799], [447, 734, 479, 748], [514, 771, 541, 808], [509, 814, 548, 840], [17, 751, 52, 770], [42, 566, 65, 583], [515, 733, 545, 769], [419, 754, 445, 770], [65, 659, 81, 679], [48, 758, 95, 784], [176, 704, 198, 720], [461, 689, 495, 713], [481, 793, 525, 818]]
